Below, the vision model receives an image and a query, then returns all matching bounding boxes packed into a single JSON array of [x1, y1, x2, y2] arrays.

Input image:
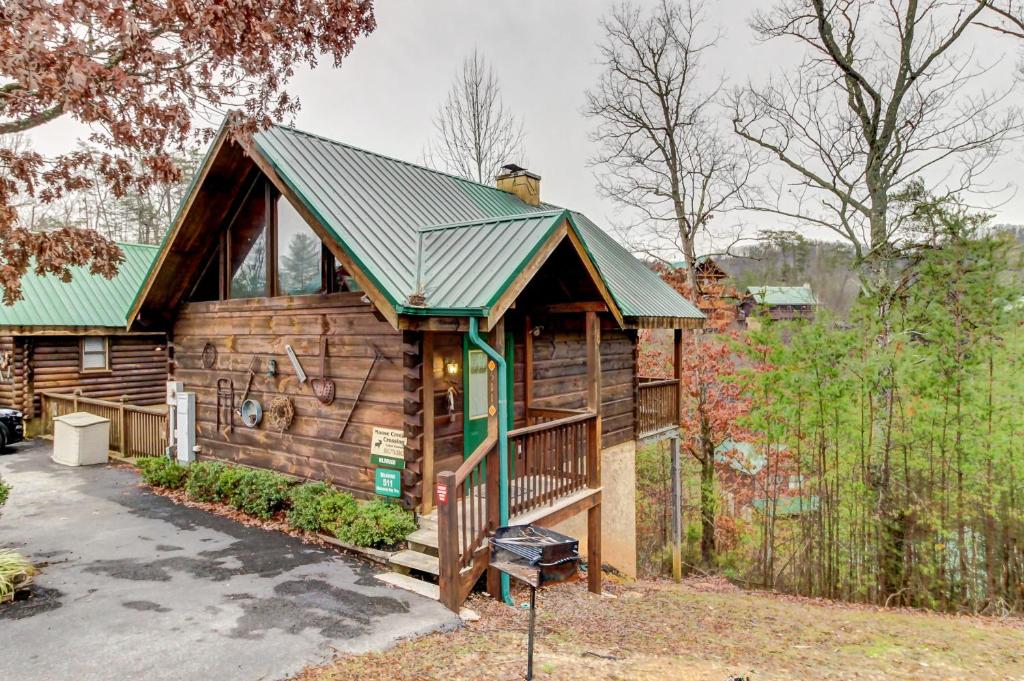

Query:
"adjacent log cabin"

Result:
[[129, 120, 704, 610], [0, 243, 168, 424]]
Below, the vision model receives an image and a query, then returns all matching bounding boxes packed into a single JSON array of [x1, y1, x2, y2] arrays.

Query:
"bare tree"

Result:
[[426, 49, 526, 184], [731, 0, 1022, 296], [584, 0, 754, 294]]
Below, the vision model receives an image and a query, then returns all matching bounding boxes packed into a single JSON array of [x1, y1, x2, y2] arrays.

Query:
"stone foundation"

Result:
[[551, 439, 637, 578]]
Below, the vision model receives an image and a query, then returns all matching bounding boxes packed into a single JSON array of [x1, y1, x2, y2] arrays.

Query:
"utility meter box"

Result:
[[52, 412, 111, 466]]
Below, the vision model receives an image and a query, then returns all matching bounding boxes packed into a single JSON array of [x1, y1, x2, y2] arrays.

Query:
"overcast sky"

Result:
[[32, 0, 1024, 255]]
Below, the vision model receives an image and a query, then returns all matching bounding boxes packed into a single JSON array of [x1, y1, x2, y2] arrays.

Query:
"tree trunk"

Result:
[[700, 451, 716, 567]]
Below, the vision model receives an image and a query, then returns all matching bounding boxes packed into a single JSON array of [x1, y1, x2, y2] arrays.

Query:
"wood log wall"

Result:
[[0, 334, 167, 416], [525, 314, 637, 449], [172, 292, 406, 502]]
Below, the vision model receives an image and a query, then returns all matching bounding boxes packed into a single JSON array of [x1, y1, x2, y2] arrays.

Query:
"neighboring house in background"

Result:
[[715, 439, 818, 518], [738, 284, 819, 327], [128, 120, 704, 610], [665, 256, 741, 333], [0, 243, 168, 424]]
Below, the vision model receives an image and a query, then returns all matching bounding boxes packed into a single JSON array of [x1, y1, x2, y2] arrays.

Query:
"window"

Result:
[[466, 350, 489, 419], [81, 337, 108, 371], [277, 196, 325, 296], [788, 475, 804, 491], [229, 181, 269, 299]]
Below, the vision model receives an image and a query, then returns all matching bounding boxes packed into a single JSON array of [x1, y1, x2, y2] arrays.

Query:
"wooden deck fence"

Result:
[[39, 390, 167, 458], [636, 377, 680, 438]]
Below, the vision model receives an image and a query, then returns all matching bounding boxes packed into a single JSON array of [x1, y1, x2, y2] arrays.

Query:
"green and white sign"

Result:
[[371, 453, 405, 470], [375, 468, 401, 498]]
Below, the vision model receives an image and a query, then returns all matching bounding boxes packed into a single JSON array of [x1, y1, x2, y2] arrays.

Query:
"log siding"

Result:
[[0, 333, 167, 417], [171, 292, 405, 501]]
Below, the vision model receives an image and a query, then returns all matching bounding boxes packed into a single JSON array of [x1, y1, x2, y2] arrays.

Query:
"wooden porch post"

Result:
[[436, 470, 459, 612], [523, 315, 533, 419], [673, 329, 684, 420], [585, 310, 602, 595], [421, 332, 435, 515]]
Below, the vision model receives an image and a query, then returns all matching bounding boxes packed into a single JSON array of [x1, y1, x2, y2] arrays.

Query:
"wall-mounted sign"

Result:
[[371, 453, 405, 470], [375, 468, 401, 498], [370, 426, 406, 459], [435, 482, 449, 506]]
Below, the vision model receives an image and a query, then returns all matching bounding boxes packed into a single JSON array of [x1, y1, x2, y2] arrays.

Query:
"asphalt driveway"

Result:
[[0, 440, 459, 681]]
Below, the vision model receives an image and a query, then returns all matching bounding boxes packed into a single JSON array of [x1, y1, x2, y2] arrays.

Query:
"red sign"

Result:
[[435, 483, 449, 506]]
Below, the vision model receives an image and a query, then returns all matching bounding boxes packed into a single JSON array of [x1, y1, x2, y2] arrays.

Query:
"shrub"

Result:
[[316, 490, 358, 535], [137, 457, 188, 489], [227, 468, 292, 519], [0, 549, 35, 601], [288, 482, 358, 534], [215, 466, 248, 503], [336, 499, 416, 548], [0, 476, 9, 515], [184, 461, 228, 503]]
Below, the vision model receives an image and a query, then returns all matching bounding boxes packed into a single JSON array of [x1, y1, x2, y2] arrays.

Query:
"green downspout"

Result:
[[467, 317, 513, 606]]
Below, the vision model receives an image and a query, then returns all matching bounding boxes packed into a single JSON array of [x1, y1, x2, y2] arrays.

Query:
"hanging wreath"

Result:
[[267, 396, 295, 432], [201, 342, 217, 369]]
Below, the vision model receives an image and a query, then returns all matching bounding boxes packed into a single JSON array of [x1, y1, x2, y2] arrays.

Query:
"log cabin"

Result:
[[128, 121, 704, 610], [0, 243, 168, 428]]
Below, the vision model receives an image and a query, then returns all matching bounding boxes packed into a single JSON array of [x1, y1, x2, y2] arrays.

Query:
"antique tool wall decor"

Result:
[[268, 396, 295, 432], [202, 342, 217, 369], [310, 337, 335, 405], [285, 344, 307, 383], [237, 355, 260, 408], [337, 346, 387, 441], [239, 399, 262, 427], [216, 378, 234, 434]]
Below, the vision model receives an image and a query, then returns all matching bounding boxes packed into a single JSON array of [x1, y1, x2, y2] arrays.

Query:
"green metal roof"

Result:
[[0, 243, 159, 329], [252, 125, 703, 322], [746, 285, 818, 307]]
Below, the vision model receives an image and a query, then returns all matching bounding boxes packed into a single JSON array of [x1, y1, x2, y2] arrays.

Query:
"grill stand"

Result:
[[526, 584, 537, 680], [490, 524, 580, 681]]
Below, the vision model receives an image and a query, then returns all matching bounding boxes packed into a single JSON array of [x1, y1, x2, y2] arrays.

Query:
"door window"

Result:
[[466, 349, 489, 420]]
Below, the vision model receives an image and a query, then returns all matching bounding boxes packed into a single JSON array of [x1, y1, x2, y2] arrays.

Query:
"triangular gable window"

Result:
[[188, 177, 362, 302]]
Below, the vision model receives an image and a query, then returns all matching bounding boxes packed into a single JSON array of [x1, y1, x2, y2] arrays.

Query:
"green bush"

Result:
[[226, 468, 292, 519], [316, 490, 358, 535], [287, 482, 330, 531], [336, 499, 416, 548], [184, 461, 228, 503], [214, 466, 248, 502], [0, 476, 9, 514], [287, 482, 357, 534], [136, 457, 188, 489]]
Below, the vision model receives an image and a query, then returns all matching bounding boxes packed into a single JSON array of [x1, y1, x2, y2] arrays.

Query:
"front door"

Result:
[[463, 333, 514, 458]]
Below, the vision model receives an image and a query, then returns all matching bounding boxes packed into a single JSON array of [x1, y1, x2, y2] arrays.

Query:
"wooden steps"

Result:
[[390, 548, 440, 576], [376, 571, 440, 600]]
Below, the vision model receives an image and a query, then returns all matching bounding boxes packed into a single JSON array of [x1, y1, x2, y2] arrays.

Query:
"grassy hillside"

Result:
[[298, 578, 1024, 680]]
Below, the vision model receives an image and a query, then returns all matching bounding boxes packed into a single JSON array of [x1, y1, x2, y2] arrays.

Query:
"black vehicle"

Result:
[[0, 408, 25, 449]]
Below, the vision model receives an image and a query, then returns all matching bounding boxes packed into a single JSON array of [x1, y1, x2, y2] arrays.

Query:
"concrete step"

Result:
[[376, 571, 439, 601], [390, 549, 440, 576]]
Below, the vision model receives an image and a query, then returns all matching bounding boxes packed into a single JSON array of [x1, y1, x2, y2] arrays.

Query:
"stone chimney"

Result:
[[495, 163, 541, 206]]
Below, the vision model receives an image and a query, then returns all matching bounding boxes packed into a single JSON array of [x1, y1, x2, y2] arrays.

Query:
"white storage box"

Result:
[[52, 412, 111, 466]]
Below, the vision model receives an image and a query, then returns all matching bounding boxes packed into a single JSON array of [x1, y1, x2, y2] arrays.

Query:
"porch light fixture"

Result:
[[445, 358, 460, 376]]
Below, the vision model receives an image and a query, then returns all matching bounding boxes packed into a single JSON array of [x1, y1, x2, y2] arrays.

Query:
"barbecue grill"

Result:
[[490, 524, 580, 680]]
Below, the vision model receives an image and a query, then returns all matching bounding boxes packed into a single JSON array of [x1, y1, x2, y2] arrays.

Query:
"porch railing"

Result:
[[637, 377, 680, 438], [508, 411, 596, 518], [40, 390, 167, 458], [437, 435, 499, 611], [436, 410, 599, 611]]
